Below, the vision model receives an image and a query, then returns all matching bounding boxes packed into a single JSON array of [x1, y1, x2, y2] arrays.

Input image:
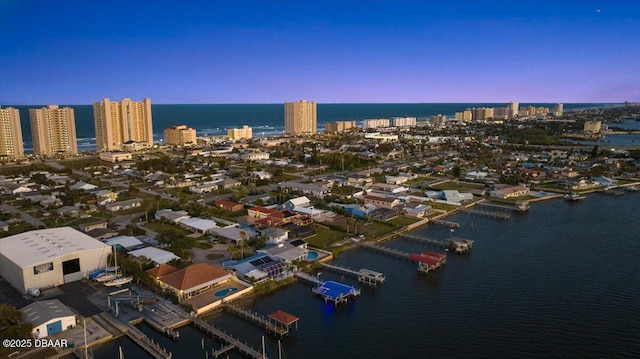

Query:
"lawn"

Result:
[[361, 221, 396, 237], [387, 216, 420, 227], [306, 225, 347, 249], [0, 222, 37, 238], [144, 221, 191, 236]]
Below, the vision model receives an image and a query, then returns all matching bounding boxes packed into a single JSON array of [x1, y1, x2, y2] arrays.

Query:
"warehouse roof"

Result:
[[0, 227, 110, 268]]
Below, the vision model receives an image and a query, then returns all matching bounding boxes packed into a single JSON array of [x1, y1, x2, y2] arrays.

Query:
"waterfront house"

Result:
[[258, 242, 308, 263], [490, 185, 530, 199], [150, 263, 232, 299]]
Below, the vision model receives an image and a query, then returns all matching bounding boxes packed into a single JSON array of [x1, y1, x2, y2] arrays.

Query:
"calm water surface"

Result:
[[93, 193, 640, 358]]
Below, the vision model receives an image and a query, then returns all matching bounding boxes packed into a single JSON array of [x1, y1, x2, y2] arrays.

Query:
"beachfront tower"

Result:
[[284, 100, 317, 135], [93, 98, 153, 151], [29, 105, 78, 157], [0, 106, 24, 160]]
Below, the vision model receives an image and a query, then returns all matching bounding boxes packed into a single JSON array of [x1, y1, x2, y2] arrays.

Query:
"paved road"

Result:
[[0, 202, 46, 228]]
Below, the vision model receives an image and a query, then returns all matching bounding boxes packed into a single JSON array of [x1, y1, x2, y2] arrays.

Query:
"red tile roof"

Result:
[[147, 264, 179, 278], [159, 263, 230, 291]]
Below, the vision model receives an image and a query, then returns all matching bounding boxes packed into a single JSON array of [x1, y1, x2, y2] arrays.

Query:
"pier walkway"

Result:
[[463, 208, 510, 220], [428, 218, 461, 228], [224, 303, 289, 337], [359, 241, 412, 260], [191, 316, 265, 359], [321, 263, 385, 286], [478, 201, 530, 212], [397, 234, 447, 248], [122, 321, 173, 359], [295, 271, 323, 286]]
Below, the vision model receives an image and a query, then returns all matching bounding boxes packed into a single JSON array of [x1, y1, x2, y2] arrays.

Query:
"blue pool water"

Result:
[[213, 287, 238, 297], [306, 251, 319, 260]]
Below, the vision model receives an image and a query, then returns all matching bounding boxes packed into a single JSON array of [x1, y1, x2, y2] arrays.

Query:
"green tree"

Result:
[[0, 304, 33, 340]]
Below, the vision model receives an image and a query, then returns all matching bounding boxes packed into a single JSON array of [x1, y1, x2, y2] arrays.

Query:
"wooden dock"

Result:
[[478, 201, 530, 212], [124, 322, 173, 359], [320, 263, 386, 287], [396, 234, 447, 248], [428, 218, 461, 228], [212, 343, 236, 358], [295, 271, 323, 286], [463, 208, 510, 220], [224, 303, 289, 337], [191, 316, 265, 359], [359, 241, 412, 260]]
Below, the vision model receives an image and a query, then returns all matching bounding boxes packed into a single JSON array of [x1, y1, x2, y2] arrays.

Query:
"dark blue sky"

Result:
[[1, 0, 638, 104]]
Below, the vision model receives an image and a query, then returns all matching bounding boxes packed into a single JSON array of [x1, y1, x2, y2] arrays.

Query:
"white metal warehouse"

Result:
[[0, 226, 111, 294]]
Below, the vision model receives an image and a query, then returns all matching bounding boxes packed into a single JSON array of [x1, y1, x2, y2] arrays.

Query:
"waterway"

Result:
[[93, 193, 640, 358]]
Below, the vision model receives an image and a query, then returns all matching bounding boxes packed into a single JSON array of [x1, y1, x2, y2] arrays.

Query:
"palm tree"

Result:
[[239, 230, 247, 260]]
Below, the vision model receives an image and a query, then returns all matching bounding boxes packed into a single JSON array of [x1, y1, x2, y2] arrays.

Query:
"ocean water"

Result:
[[6, 103, 611, 152], [92, 193, 640, 359]]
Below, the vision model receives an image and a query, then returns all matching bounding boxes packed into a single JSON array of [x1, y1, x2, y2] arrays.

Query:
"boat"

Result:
[[95, 272, 119, 282], [626, 186, 638, 192], [564, 193, 586, 201], [102, 246, 132, 287], [103, 276, 133, 287]]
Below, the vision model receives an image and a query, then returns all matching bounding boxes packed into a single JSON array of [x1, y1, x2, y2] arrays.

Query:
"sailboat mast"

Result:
[[83, 319, 88, 359]]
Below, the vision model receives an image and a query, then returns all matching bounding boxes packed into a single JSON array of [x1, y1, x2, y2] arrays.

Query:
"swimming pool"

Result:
[[307, 251, 319, 260], [214, 287, 239, 297]]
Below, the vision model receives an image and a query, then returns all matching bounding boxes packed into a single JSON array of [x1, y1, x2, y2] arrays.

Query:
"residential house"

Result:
[[210, 227, 258, 245], [178, 217, 218, 234], [189, 181, 219, 194], [149, 263, 231, 299], [215, 200, 244, 213], [70, 181, 98, 191], [155, 209, 190, 224], [441, 190, 474, 203], [78, 220, 108, 233], [278, 196, 311, 211], [363, 194, 400, 209], [258, 242, 307, 263], [404, 203, 431, 218], [490, 185, 530, 199], [105, 198, 143, 212], [260, 227, 290, 245], [280, 181, 331, 199]]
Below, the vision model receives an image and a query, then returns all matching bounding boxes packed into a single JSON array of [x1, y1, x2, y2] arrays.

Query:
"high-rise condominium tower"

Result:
[[0, 106, 24, 160], [509, 102, 519, 119], [164, 125, 197, 146], [284, 100, 317, 135], [29, 105, 78, 157], [93, 98, 153, 151]]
